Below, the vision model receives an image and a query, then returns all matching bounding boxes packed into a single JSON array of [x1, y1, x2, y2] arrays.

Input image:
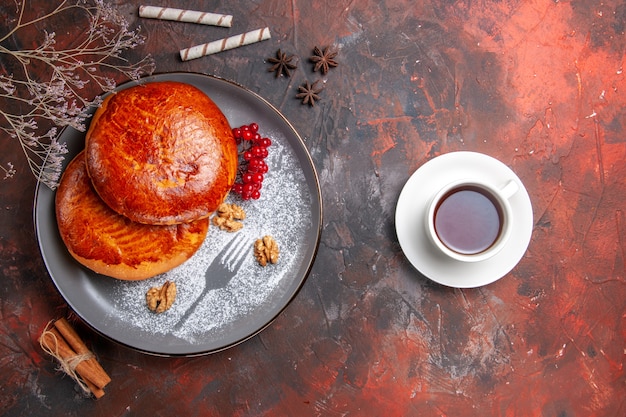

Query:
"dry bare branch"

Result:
[[0, 0, 155, 189]]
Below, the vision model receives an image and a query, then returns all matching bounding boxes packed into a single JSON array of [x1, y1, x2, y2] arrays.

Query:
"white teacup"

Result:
[[425, 178, 519, 263]]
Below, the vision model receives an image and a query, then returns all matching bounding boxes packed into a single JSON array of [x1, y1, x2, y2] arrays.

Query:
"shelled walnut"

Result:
[[212, 203, 246, 232], [254, 235, 279, 266], [146, 281, 176, 313]]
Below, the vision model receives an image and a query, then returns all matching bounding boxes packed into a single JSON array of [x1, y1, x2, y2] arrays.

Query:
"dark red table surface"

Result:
[[1, 1, 625, 416]]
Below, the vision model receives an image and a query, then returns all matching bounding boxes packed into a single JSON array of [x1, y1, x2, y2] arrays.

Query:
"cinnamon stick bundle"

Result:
[[39, 318, 111, 398]]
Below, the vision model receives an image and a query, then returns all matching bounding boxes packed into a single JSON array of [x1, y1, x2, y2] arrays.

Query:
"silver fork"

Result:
[[174, 233, 249, 330]]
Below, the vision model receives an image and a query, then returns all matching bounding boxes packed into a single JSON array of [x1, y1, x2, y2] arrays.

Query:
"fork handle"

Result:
[[173, 290, 206, 331]]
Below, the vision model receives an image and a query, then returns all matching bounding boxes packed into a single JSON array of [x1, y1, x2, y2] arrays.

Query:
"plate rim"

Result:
[[33, 71, 323, 356]]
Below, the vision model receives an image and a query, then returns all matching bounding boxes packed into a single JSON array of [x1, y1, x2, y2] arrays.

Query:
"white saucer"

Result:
[[395, 151, 533, 288]]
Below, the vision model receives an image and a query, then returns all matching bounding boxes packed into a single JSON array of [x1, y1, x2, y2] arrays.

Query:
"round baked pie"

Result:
[[84, 81, 238, 225], [55, 151, 209, 281]]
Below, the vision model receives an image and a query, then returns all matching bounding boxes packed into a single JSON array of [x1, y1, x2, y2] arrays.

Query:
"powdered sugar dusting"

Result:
[[106, 136, 315, 344]]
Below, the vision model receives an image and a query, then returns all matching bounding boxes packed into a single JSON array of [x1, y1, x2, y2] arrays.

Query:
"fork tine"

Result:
[[228, 237, 250, 272], [220, 234, 247, 269], [218, 233, 244, 262]]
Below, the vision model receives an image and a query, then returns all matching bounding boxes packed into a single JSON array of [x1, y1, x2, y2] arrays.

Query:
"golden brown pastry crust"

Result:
[[56, 151, 209, 281], [85, 81, 237, 225]]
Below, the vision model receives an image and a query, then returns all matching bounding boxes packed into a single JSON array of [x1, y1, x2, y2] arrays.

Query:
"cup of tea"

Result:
[[425, 178, 519, 262]]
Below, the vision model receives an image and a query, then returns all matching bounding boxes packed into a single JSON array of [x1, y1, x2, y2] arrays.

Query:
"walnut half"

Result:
[[254, 235, 279, 266], [212, 203, 246, 232], [146, 281, 176, 313]]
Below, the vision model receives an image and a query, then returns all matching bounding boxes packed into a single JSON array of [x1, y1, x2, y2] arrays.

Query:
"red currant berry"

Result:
[[247, 158, 261, 172], [252, 173, 264, 183], [242, 173, 254, 183], [242, 130, 253, 141], [232, 127, 242, 139], [253, 160, 267, 172], [256, 147, 269, 158], [232, 182, 244, 194], [251, 190, 261, 200], [260, 138, 272, 147], [249, 122, 259, 133], [243, 151, 253, 160]]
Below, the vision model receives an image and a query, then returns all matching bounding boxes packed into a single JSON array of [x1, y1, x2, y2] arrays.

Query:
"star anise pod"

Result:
[[267, 49, 298, 77], [310, 46, 338, 75], [296, 80, 324, 106]]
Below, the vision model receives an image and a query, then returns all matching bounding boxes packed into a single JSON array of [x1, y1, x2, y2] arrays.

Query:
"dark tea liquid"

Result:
[[434, 187, 502, 255]]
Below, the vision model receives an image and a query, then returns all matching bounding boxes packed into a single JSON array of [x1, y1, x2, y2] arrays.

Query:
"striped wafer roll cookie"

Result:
[[179, 28, 271, 61], [139, 5, 232, 27]]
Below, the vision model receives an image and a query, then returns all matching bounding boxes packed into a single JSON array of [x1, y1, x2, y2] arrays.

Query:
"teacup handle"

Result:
[[500, 180, 519, 199]]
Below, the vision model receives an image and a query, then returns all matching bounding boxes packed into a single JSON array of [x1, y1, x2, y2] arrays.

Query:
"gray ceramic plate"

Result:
[[35, 72, 322, 356]]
